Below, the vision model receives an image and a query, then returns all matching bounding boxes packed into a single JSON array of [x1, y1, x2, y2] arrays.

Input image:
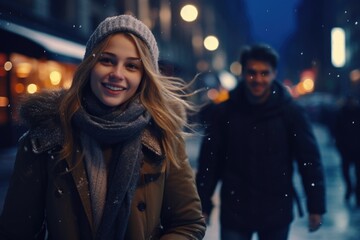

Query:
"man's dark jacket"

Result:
[[196, 80, 326, 231]]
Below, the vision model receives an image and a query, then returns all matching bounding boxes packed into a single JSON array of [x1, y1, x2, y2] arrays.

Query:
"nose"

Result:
[[250, 73, 261, 81], [110, 64, 125, 80]]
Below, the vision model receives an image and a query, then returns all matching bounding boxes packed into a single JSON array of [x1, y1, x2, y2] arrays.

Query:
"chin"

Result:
[[251, 91, 265, 97], [99, 99, 121, 107]]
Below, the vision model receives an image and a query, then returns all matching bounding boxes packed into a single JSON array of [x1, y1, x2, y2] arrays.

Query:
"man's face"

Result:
[[243, 59, 277, 103]]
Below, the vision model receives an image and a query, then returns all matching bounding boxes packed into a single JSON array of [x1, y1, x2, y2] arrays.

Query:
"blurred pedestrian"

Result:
[[333, 95, 360, 205], [196, 44, 325, 240], [0, 14, 206, 239]]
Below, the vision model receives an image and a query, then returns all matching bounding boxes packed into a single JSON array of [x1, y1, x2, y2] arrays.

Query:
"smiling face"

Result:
[[243, 59, 277, 104], [90, 33, 144, 107]]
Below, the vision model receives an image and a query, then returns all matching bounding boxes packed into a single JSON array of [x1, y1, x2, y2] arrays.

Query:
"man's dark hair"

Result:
[[240, 44, 279, 70]]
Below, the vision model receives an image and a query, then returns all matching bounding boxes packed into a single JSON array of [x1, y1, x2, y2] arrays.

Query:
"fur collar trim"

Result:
[[19, 90, 164, 160]]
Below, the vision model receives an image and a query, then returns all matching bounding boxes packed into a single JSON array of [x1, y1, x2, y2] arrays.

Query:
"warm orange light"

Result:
[[50, 70, 62, 85], [16, 62, 32, 78], [4, 61, 12, 71], [214, 89, 229, 103], [296, 84, 306, 95], [62, 78, 72, 89], [0, 96, 9, 107], [27, 84, 38, 94], [15, 83, 25, 93], [303, 78, 314, 92], [206, 88, 229, 103]]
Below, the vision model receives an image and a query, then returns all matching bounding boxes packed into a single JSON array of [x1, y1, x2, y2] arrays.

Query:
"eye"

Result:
[[98, 56, 115, 66], [126, 61, 142, 71], [261, 71, 270, 76], [246, 70, 256, 76], [127, 63, 138, 70]]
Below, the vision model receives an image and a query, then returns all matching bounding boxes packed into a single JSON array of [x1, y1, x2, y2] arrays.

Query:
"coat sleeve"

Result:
[[160, 149, 206, 240], [195, 103, 227, 216], [0, 133, 47, 239], [287, 103, 326, 215]]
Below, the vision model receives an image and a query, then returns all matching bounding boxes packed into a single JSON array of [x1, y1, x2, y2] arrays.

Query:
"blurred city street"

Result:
[[0, 147, 16, 213], [1, 0, 360, 239], [1, 123, 360, 240]]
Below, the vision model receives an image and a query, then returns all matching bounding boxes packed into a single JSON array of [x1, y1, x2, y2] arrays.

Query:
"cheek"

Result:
[[132, 74, 143, 91], [244, 76, 254, 85], [90, 67, 100, 81], [89, 70, 101, 93]]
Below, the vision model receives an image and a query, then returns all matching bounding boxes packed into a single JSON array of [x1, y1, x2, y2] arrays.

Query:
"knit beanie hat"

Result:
[[84, 14, 159, 72]]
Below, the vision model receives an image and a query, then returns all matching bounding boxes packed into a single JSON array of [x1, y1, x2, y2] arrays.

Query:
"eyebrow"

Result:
[[100, 52, 141, 61], [246, 69, 270, 74]]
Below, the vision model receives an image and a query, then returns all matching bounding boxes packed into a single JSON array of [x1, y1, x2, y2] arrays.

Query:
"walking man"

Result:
[[196, 44, 326, 240]]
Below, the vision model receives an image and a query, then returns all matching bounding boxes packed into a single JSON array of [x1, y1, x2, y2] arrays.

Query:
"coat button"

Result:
[[137, 201, 146, 212]]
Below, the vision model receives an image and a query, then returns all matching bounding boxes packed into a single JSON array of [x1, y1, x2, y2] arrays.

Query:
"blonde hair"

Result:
[[59, 33, 195, 167]]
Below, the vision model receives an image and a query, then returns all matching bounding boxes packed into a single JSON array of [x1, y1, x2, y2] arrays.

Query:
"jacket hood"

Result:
[[17, 90, 66, 153], [18, 90, 64, 129]]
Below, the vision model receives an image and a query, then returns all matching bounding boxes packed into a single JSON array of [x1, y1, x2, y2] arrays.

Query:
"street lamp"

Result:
[[203, 35, 219, 51], [180, 4, 198, 22], [331, 27, 346, 68]]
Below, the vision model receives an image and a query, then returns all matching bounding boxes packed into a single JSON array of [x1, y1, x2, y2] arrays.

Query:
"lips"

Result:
[[250, 84, 263, 90], [102, 82, 126, 91]]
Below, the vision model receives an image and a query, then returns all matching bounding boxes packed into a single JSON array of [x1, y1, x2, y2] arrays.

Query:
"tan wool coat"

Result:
[[0, 126, 206, 240]]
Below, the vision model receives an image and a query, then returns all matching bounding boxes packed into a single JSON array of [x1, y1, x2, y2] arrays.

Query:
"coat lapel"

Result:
[[65, 154, 94, 232]]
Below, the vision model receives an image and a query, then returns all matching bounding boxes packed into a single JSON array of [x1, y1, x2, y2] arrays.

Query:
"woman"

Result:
[[0, 15, 206, 240]]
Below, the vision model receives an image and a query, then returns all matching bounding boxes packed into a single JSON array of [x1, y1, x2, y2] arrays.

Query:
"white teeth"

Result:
[[103, 83, 125, 91]]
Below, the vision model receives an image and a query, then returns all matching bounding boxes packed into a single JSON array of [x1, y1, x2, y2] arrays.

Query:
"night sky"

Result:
[[244, 0, 301, 51]]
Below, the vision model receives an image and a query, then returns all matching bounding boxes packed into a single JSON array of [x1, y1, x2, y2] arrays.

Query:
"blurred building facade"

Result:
[[281, 0, 360, 98], [2, 0, 360, 147], [0, 0, 252, 147]]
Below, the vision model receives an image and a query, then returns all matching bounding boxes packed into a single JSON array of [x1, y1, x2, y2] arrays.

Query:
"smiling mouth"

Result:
[[102, 83, 126, 91]]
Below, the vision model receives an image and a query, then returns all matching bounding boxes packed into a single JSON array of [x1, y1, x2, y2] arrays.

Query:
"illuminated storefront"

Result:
[[0, 19, 85, 147]]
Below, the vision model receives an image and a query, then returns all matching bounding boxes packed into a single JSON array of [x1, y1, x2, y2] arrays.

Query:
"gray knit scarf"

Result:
[[73, 92, 150, 240]]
